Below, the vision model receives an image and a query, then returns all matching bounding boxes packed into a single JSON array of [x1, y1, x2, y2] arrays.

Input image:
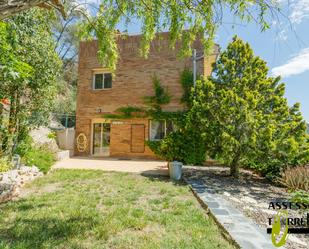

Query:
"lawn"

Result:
[[0, 169, 235, 249]]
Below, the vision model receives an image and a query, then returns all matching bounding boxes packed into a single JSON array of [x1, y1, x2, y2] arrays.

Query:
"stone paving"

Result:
[[183, 177, 281, 249]]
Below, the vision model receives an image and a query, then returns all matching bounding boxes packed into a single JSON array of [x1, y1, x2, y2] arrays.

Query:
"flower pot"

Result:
[[169, 161, 183, 180]]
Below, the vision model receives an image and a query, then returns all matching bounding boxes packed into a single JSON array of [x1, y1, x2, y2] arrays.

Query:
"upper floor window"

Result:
[[93, 72, 112, 90], [149, 120, 176, 141]]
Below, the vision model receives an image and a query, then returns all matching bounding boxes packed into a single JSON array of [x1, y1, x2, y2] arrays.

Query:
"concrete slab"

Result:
[[52, 157, 169, 176]]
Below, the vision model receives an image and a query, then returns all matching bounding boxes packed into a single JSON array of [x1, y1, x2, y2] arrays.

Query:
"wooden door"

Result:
[[131, 124, 145, 153]]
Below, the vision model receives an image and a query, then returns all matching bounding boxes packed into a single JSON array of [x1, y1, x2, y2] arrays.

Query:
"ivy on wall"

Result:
[[143, 75, 171, 111], [103, 69, 204, 165], [103, 106, 147, 119], [103, 73, 189, 121]]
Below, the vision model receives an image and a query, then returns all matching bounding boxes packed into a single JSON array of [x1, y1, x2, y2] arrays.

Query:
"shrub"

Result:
[[0, 157, 12, 173], [146, 130, 206, 165], [14, 135, 33, 157], [279, 166, 309, 191], [47, 131, 57, 140], [22, 146, 56, 174], [15, 135, 56, 174], [290, 190, 309, 206]]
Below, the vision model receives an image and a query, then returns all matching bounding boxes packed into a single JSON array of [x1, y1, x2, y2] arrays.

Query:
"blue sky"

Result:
[[81, 0, 309, 122], [214, 1, 309, 122]]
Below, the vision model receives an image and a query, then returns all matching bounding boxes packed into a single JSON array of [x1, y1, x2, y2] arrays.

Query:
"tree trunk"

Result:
[[230, 152, 241, 177], [230, 162, 240, 177], [0, 0, 65, 20]]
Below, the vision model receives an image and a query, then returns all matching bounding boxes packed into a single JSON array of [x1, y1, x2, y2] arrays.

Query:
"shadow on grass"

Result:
[[0, 213, 97, 248], [141, 173, 187, 187]]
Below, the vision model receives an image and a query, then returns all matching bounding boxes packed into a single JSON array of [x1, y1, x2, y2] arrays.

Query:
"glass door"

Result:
[[93, 123, 110, 156]]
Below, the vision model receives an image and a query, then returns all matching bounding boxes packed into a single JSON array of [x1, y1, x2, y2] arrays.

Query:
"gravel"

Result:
[[184, 166, 309, 249]]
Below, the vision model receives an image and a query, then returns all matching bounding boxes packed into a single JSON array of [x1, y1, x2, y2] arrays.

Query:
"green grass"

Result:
[[0, 170, 235, 249]]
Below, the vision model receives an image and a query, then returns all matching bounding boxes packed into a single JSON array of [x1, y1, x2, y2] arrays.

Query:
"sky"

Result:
[[80, 0, 309, 122]]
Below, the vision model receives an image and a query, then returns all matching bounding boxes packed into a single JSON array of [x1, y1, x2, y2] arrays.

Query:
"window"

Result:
[[93, 72, 112, 89], [149, 120, 176, 141]]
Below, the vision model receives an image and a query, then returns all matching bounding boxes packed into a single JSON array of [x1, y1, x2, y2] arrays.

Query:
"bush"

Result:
[[14, 135, 33, 157], [147, 130, 206, 165], [290, 190, 309, 206], [15, 136, 56, 174], [0, 157, 12, 173], [279, 166, 309, 191], [22, 146, 56, 174]]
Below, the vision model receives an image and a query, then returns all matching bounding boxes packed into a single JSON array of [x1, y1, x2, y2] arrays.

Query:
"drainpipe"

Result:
[[193, 49, 197, 94], [192, 49, 204, 96]]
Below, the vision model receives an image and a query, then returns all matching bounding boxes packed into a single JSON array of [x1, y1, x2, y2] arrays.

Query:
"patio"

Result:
[[53, 157, 169, 176]]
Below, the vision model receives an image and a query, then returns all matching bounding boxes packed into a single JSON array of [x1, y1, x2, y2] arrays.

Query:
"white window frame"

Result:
[[92, 71, 112, 90], [149, 120, 175, 141]]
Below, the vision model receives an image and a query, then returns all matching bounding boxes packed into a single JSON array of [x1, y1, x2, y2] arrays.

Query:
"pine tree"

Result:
[[189, 36, 309, 177]]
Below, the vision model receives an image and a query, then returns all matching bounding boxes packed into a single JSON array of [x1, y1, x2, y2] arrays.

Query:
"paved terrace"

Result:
[[53, 157, 169, 176]]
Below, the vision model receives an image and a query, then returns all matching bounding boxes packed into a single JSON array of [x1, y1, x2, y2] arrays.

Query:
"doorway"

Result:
[[92, 123, 110, 156]]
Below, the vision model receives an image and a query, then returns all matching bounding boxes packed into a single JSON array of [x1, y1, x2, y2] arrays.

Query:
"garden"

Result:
[[1, 1, 309, 249], [0, 169, 236, 249]]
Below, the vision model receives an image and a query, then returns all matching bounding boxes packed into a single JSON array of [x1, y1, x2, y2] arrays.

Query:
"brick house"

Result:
[[75, 32, 219, 158]]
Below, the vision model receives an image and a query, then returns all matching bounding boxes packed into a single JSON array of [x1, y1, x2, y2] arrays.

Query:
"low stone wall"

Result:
[[0, 166, 43, 203]]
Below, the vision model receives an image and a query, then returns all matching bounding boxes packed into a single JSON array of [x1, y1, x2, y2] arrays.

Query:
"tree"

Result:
[[51, 1, 88, 115], [188, 37, 309, 177], [0, 9, 61, 154], [2, 1, 279, 71], [0, 0, 65, 19], [84, 0, 276, 70], [0, 21, 33, 155]]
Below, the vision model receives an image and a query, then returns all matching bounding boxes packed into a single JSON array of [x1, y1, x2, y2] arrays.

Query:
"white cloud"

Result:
[[271, 48, 309, 77], [278, 0, 309, 24], [276, 29, 288, 41], [290, 0, 309, 24]]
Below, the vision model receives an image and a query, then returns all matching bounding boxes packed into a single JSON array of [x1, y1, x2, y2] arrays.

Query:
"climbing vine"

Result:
[[103, 70, 205, 165], [143, 75, 171, 111], [103, 106, 146, 119], [180, 68, 194, 107], [103, 74, 178, 120]]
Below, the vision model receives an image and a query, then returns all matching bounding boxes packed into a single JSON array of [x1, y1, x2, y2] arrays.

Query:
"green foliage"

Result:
[[104, 76, 172, 119], [15, 136, 55, 174], [290, 190, 309, 206], [14, 135, 33, 158], [279, 166, 309, 191], [144, 75, 171, 111], [180, 68, 194, 107], [188, 36, 309, 176], [52, 2, 81, 116], [82, 1, 273, 70], [0, 9, 61, 155], [47, 132, 57, 140], [22, 146, 56, 174], [53, 79, 77, 114], [104, 106, 147, 119], [0, 157, 12, 173], [146, 129, 206, 165]]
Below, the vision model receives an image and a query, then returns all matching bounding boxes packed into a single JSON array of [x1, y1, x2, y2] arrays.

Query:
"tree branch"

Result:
[[0, 0, 66, 19]]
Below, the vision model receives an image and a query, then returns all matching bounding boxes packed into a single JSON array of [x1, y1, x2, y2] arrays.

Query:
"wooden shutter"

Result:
[[131, 124, 145, 153]]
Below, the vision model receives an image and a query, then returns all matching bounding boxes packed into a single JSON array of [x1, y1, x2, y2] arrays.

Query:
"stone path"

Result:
[[184, 177, 280, 249]]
